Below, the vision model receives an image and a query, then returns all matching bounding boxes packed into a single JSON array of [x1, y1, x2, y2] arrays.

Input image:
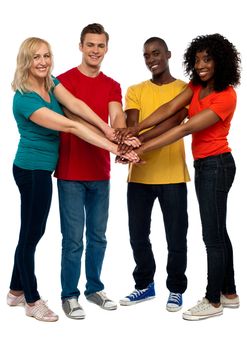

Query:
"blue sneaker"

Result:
[[120, 282, 155, 306], [166, 292, 183, 312]]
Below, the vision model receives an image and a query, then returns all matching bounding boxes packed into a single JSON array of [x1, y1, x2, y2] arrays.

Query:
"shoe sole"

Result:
[[222, 303, 240, 309], [86, 299, 117, 311], [119, 295, 155, 306], [182, 310, 223, 321], [166, 305, 182, 312], [64, 313, 86, 320]]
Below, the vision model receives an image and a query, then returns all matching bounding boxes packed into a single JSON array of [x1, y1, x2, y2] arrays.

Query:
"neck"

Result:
[[27, 76, 46, 92], [151, 71, 175, 86], [78, 62, 100, 77]]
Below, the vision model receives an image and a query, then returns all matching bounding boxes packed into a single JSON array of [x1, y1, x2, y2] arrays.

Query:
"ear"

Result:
[[79, 42, 83, 52], [167, 51, 171, 59]]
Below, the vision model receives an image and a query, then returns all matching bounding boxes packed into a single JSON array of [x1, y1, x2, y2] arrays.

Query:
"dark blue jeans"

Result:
[[10, 165, 52, 303], [127, 182, 188, 293], [194, 152, 237, 303]]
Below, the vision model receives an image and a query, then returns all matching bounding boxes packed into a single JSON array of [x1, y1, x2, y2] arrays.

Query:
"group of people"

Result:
[[7, 23, 241, 322]]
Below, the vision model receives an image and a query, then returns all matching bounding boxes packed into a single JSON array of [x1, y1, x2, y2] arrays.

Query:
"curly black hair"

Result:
[[183, 33, 241, 91]]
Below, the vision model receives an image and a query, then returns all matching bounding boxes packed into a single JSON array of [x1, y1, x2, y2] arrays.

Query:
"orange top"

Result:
[[188, 83, 237, 159]]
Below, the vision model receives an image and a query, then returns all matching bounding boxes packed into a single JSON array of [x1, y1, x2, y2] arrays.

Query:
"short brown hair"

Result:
[[80, 23, 109, 44]]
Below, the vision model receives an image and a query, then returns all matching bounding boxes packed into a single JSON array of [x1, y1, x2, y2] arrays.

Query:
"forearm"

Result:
[[70, 99, 110, 134], [138, 123, 189, 155], [63, 107, 104, 136], [138, 103, 173, 133], [70, 122, 117, 154]]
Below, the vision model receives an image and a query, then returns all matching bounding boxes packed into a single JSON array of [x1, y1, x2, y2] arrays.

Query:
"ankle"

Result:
[[10, 290, 23, 297], [222, 293, 238, 299], [211, 302, 221, 308]]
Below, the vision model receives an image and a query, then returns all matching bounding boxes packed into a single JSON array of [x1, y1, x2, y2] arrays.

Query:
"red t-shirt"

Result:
[[188, 82, 237, 159], [54, 68, 122, 180]]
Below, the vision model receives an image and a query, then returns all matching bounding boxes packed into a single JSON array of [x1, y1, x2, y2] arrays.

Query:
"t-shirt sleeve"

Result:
[[209, 89, 236, 121], [15, 93, 46, 120], [109, 80, 122, 104], [125, 85, 140, 111]]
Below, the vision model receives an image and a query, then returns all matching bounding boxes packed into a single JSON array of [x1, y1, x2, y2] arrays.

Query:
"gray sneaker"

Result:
[[62, 297, 86, 319], [86, 291, 117, 310]]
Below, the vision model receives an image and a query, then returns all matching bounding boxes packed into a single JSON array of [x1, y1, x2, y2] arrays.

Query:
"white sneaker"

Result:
[[220, 294, 240, 308], [86, 291, 117, 310], [62, 298, 86, 319], [182, 298, 223, 321]]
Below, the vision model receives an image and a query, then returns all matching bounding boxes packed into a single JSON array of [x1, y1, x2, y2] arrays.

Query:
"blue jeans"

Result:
[[127, 182, 188, 293], [11, 165, 52, 303], [194, 152, 236, 303], [57, 179, 109, 299]]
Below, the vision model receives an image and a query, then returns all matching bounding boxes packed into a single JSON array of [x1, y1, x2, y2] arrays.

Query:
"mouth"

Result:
[[149, 64, 159, 72], [197, 70, 208, 78]]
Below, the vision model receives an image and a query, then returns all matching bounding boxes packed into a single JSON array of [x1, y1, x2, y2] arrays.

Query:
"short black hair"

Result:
[[183, 33, 241, 91], [144, 37, 169, 51]]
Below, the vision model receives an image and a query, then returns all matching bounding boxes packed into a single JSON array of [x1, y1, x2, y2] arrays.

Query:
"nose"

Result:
[[195, 59, 205, 70]]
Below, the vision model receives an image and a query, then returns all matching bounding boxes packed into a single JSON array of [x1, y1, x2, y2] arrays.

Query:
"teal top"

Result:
[[13, 78, 63, 171]]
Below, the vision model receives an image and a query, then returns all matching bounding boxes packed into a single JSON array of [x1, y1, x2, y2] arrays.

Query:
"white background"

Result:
[[0, 0, 246, 348]]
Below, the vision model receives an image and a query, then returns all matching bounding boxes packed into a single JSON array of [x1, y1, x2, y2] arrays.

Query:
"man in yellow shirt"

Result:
[[119, 37, 190, 311]]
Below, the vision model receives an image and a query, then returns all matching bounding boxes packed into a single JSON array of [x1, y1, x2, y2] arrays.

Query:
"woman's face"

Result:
[[194, 50, 215, 84], [29, 43, 52, 80]]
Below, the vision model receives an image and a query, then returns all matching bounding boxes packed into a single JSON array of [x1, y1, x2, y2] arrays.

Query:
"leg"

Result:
[[10, 165, 52, 303], [194, 153, 236, 303], [57, 180, 85, 300], [158, 183, 188, 293], [127, 183, 156, 289], [84, 180, 109, 296]]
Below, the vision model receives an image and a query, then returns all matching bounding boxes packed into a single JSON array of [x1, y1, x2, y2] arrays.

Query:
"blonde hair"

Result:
[[12, 37, 54, 93]]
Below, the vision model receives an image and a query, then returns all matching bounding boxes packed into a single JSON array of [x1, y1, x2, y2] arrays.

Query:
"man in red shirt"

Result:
[[55, 23, 126, 319]]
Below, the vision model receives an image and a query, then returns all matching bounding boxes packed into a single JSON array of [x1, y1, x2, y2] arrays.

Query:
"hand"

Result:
[[115, 155, 129, 164], [114, 126, 139, 144], [123, 136, 141, 148], [105, 126, 117, 142], [117, 150, 139, 163]]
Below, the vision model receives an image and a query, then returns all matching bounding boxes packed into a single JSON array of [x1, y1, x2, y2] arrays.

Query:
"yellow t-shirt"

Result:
[[125, 79, 190, 184]]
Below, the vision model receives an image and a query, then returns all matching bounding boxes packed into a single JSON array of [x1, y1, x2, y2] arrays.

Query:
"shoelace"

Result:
[[29, 300, 53, 317], [129, 287, 148, 298], [97, 291, 111, 302], [68, 298, 81, 311], [190, 299, 210, 312], [168, 293, 181, 304]]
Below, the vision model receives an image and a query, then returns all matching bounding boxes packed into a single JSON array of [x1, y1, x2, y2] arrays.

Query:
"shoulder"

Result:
[[57, 67, 77, 81], [99, 72, 120, 87], [127, 80, 149, 92]]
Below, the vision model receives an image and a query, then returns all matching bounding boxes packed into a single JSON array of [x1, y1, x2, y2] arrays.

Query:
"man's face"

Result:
[[143, 41, 170, 76], [80, 33, 108, 68]]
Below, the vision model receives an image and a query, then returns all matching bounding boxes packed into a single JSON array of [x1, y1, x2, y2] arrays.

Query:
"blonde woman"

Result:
[[7, 37, 137, 322]]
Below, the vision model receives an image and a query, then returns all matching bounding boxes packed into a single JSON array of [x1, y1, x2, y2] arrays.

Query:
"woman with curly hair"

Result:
[[117, 33, 241, 320]]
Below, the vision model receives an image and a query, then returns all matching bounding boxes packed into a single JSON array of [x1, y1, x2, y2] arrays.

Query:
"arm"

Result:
[[54, 83, 115, 140], [137, 86, 193, 133], [29, 107, 138, 162], [139, 108, 188, 143], [109, 101, 127, 128], [137, 109, 220, 156]]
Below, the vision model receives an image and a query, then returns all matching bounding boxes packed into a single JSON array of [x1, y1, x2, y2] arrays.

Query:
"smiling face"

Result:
[[80, 33, 108, 69], [29, 43, 52, 81], [194, 50, 215, 84], [143, 41, 171, 76]]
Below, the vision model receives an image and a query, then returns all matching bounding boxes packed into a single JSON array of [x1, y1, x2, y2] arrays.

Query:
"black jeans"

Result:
[[10, 165, 52, 303], [194, 152, 236, 303], [127, 182, 188, 293]]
